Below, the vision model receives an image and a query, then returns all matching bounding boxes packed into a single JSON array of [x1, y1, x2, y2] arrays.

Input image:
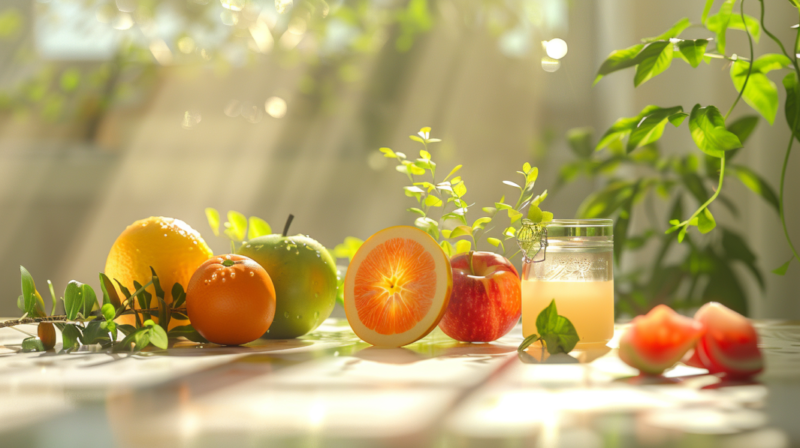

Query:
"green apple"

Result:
[[237, 215, 337, 339]]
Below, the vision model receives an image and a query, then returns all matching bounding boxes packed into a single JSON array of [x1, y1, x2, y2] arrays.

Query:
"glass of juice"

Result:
[[517, 219, 614, 346]]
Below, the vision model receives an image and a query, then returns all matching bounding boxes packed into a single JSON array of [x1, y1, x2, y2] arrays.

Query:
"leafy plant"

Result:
[[517, 299, 579, 355], [380, 126, 551, 259], [3, 266, 206, 353], [558, 0, 798, 316]]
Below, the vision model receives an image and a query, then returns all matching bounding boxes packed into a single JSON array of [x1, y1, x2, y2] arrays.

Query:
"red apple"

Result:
[[438, 251, 521, 342]]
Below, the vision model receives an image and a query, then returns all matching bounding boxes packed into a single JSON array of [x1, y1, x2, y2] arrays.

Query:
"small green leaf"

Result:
[[420, 149, 431, 160], [526, 166, 539, 185], [247, 217, 272, 240], [99, 273, 121, 308], [594, 44, 644, 84], [727, 115, 759, 145], [522, 162, 531, 173], [727, 13, 761, 43], [149, 325, 169, 349], [472, 217, 491, 231], [455, 240, 471, 254], [440, 240, 453, 258], [731, 59, 784, 125], [566, 127, 594, 159], [517, 333, 540, 352], [706, 0, 735, 54], [678, 39, 709, 68], [453, 182, 467, 197], [626, 106, 684, 153], [688, 104, 742, 157], [226, 211, 248, 241], [20, 266, 35, 316], [101, 303, 116, 321], [528, 204, 544, 222], [443, 165, 462, 181], [134, 330, 150, 350], [81, 320, 110, 345], [536, 299, 560, 335], [783, 72, 800, 141], [168, 325, 208, 343], [409, 135, 424, 143], [697, 208, 716, 234], [205, 208, 220, 237], [772, 258, 792, 276], [702, 0, 715, 24], [424, 194, 443, 208], [596, 105, 660, 150], [414, 217, 439, 240], [379, 147, 396, 158], [450, 225, 473, 238], [22, 337, 45, 352], [633, 41, 673, 87], [61, 324, 82, 351], [64, 281, 82, 320], [731, 165, 780, 213], [172, 283, 187, 308], [508, 209, 523, 224]]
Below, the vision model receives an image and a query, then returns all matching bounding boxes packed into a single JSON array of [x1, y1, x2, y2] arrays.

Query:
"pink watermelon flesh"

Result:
[[619, 305, 704, 375], [693, 302, 763, 379]]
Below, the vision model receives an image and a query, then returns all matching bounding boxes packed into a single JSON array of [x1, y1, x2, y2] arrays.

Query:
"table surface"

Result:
[[0, 317, 798, 448]]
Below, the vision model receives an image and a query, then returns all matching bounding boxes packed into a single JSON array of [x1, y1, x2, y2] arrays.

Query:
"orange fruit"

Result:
[[104, 217, 213, 329], [344, 226, 452, 347], [186, 254, 276, 345]]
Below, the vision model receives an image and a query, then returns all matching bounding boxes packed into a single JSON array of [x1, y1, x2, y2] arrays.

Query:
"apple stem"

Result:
[[282, 214, 294, 237], [468, 250, 475, 276]]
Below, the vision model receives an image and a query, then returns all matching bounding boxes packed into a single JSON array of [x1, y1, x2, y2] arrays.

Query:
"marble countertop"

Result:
[[0, 318, 798, 448]]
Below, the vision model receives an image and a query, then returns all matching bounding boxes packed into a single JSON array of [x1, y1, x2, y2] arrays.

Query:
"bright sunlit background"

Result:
[[0, 0, 797, 318]]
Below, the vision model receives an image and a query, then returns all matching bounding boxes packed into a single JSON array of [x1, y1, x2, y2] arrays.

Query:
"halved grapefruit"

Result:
[[344, 226, 453, 347]]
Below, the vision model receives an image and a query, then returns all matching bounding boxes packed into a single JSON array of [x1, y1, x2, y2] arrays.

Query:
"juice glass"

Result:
[[517, 219, 614, 345]]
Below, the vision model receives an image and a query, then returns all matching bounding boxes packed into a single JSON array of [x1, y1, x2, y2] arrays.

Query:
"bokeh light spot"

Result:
[[544, 38, 568, 59], [541, 57, 560, 73], [275, 0, 293, 14], [181, 111, 202, 129], [178, 37, 196, 54], [265, 97, 287, 118]]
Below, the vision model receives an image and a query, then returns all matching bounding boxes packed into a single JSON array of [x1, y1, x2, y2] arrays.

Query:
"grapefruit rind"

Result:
[[344, 226, 452, 348]]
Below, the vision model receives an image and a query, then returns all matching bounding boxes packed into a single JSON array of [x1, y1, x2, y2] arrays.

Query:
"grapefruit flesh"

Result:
[[344, 226, 452, 347], [692, 302, 763, 378]]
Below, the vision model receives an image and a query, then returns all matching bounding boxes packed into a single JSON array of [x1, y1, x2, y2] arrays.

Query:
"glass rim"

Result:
[[544, 218, 613, 228]]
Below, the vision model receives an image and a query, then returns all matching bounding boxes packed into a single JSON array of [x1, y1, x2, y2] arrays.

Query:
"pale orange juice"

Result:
[[522, 279, 614, 344]]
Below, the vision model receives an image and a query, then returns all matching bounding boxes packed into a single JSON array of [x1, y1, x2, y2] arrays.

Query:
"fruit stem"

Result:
[[222, 259, 235, 267], [468, 250, 475, 276], [283, 214, 295, 237]]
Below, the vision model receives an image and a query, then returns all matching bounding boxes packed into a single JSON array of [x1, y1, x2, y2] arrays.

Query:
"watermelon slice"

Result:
[[619, 305, 704, 375], [692, 302, 763, 378]]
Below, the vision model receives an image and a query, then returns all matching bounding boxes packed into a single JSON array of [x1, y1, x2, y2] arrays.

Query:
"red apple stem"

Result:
[[283, 214, 295, 237]]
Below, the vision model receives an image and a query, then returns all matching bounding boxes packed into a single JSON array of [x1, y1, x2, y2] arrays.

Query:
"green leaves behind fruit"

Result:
[[773, 258, 792, 276], [596, 105, 684, 152], [224, 211, 248, 242], [248, 217, 272, 240], [594, 44, 644, 85], [688, 104, 742, 158], [677, 39, 709, 68], [731, 55, 791, 125], [333, 237, 364, 262], [168, 325, 208, 343], [730, 165, 779, 213], [633, 41, 673, 87], [205, 208, 221, 236], [517, 299, 579, 355], [61, 324, 82, 351], [783, 72, 800, 142], [21, 337, 45, 352], [64, 281, 98, 320], [20, 266, 36, 316]]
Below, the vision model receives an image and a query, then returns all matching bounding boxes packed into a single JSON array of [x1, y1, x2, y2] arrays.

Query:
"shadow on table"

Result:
[[157, 338, 315, 357], [352, 341, 519, 365], [517, 342, 612, 364]]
